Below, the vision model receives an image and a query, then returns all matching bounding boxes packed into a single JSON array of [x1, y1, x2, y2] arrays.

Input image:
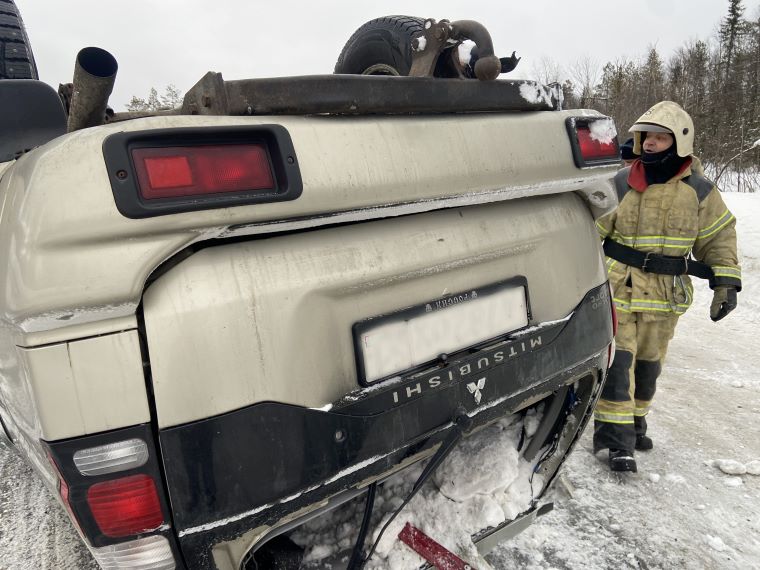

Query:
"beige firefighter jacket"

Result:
[[596, 158, 741, 316]]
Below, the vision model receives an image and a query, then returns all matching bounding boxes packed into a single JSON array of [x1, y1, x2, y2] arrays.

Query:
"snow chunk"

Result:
[[752, 138, 760, 149], [293, 410, 544, 569], [519, 82, 552, 106], [523, 407, 542, 438], [457, 40, 475, 65], [714, 459, 747, 475], [500, 465, 542, 521], [705, 535, 727, 552], [370, 488, 500, 564], [648, 473, 661, 483], [745, 460, 760, 475], [723, 477, 743, 487], [589, 118, 618, 144], [434, 423, 521, 501], [730, 379, 744, 388], [414, 36, 427, 52], [303, 544, 334, 563]]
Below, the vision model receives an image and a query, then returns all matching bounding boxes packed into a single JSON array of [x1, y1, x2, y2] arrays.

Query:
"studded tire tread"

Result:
[[0, 0, 38, 80]]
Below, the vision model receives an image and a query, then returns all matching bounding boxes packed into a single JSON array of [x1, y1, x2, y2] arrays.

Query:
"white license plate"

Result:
[[354, 281, 529, 384]]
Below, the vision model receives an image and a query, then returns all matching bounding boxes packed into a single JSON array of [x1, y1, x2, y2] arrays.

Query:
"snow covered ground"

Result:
[[488, 191, 760, 570], [0, 192, 758, 569]]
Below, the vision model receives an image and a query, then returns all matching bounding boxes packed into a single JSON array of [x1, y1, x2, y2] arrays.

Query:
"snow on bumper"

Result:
[[158, 283, 613, 567]]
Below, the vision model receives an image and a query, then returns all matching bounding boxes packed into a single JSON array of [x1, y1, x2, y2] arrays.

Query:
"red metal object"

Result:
[[398, 522, 477, 570]]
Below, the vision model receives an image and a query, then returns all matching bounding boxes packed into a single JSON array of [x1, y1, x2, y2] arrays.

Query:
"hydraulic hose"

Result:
[[346, 483, 377, 570]]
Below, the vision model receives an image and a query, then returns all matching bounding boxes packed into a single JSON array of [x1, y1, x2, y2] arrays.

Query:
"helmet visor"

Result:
[[629, 122, 672, 134]]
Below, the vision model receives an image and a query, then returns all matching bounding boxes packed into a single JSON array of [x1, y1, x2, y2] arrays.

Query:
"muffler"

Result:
[[67, 47, 117, 132]]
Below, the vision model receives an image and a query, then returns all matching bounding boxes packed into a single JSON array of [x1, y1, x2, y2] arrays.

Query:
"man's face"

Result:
[[642, 131, 674, 154]]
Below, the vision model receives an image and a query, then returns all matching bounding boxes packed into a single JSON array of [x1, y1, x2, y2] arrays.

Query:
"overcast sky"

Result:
[[15, 0, 760, 110]]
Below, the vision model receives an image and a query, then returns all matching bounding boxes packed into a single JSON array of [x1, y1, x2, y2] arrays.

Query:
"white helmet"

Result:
[[629, 101, 694, 157]]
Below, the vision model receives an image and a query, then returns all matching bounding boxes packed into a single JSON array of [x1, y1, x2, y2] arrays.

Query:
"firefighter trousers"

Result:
[[594, 311, 679, 452]]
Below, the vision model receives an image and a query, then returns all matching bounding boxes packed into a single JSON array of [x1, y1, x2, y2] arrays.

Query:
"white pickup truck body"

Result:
[[0, 48, 619, 569]]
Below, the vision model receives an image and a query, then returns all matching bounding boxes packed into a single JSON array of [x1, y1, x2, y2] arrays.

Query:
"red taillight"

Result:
[[142, 155, 193, 189], [576, 126, 619, 161], [132, 144, 275, 199], [87, 474, 164, 538]]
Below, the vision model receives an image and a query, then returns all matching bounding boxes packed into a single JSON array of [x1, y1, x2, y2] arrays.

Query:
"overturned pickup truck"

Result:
[[0, 10, 619, 570]]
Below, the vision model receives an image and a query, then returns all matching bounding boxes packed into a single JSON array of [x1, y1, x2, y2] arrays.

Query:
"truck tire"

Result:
[[0, 0, 38, 79], [334, 15, 424, 76]]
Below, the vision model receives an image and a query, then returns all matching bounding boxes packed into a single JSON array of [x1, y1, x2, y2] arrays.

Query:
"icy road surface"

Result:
[[0, 192, 758, 569]]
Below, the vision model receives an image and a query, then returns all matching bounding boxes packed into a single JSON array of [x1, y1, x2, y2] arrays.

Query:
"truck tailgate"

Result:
[[142, 192, 605, 430], [140, 191, 614, 564]]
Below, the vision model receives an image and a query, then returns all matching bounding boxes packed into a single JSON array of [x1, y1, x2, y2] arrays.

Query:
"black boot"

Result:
[[635, 434, 653, 451], [609, 449, 637, 472], [634, 415, 653, 451]]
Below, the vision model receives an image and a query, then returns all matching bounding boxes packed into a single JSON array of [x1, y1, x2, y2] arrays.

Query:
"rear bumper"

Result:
[[159, 282, 612, 567]]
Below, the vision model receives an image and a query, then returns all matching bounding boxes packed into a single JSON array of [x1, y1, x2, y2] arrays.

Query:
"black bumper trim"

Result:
[[158, 283, 612, 565]]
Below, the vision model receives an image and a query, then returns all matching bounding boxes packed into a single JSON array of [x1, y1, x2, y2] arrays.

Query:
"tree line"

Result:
[[555, 0, 759, 189]]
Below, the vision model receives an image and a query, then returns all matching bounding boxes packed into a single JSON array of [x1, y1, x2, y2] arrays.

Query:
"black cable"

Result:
[[346, 482, 377, 570], [361, 411, 473, 567], [528, 389, 573, 501], [516, 409, 528, 452]]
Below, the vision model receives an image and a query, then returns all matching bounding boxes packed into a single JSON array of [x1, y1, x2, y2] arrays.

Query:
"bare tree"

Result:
[[531, 56, 564, 85], [569, 55, 602, 108]]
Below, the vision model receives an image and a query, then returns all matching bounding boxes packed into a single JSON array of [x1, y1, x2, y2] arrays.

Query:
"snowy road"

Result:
[[489, 192, 760, 570], [0, 193, 758, 569]]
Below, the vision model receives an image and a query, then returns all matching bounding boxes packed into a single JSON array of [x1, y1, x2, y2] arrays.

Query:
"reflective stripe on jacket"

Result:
[[596, 158, 741, 316]]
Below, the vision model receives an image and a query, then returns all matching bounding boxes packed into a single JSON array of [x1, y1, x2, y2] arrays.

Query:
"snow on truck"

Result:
[[0, 7, 619, 570]]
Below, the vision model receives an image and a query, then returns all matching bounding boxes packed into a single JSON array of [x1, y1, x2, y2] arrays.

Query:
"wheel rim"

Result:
[[361, 64, 400, 76]]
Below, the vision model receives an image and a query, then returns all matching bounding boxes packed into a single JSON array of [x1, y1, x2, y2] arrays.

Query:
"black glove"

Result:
[[710, 286, 737, 322]]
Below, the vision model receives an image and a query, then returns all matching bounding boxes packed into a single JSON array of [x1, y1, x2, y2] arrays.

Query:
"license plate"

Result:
[[353, 278, 529, 385]]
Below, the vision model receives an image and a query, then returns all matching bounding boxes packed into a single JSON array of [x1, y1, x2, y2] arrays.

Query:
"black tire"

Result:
[[334, 15, 424, 76], [0, 0, 38, 79]]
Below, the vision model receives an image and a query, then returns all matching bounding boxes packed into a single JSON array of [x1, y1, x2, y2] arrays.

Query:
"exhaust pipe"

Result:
[[449, 20, 501, 81], [67, 47, 118, 132]]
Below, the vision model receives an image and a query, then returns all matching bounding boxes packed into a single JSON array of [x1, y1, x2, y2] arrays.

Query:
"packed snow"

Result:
[[291, 409, 546, 568], [0, 192, 758, 569], [458, 40, 476, 66], [589, 118, 618, 145], [518, 83, 553, 106]]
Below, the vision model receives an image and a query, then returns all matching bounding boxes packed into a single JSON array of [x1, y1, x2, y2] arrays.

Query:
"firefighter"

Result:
[[594, 101, 741, 472]]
